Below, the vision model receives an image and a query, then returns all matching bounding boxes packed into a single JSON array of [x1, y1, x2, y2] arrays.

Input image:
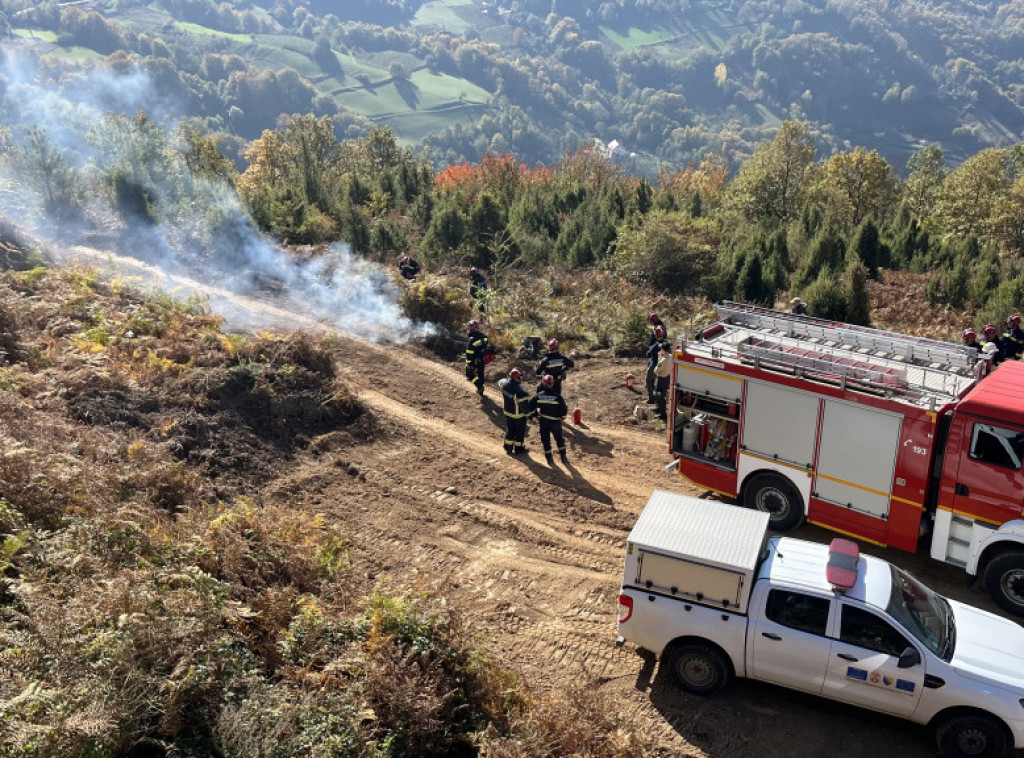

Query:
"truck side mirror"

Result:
[[897, 646, 921, 669]]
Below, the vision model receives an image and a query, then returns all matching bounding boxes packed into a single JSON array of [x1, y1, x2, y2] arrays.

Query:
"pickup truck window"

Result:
[[840, 605, 913, 657], [969, 422, 1024, 470], [766, 589, 830, 635], [886, 565, 954, 661]]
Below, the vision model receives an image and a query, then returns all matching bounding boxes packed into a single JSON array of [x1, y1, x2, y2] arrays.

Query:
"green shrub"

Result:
[[398, 279, 474, 333], [803, 272, 848, 321]]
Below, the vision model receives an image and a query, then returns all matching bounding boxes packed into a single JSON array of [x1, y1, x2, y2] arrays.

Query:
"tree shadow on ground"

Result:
[[395, 78, 420, 109]]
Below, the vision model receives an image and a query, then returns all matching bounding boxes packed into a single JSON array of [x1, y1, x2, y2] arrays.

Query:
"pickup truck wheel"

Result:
[[743, 473, 804, 532], [936, 713, 1010, 758], [665, 642, 730, 695], [983, 552, 1024, 617]]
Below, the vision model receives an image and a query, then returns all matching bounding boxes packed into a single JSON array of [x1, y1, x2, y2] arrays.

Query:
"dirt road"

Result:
[[258, 332, 1015, 758]]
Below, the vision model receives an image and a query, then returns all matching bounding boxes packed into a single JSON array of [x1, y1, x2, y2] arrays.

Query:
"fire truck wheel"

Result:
[[983, 552, 1024, 617], [665, 641, 731, 695], [742, 473, 804, 532], [935, 711, 1010, 758]]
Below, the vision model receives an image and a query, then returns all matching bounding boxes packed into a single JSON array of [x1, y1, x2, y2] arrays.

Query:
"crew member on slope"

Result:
[[531, 373, 569, 465], [498, 367, 532, 455]]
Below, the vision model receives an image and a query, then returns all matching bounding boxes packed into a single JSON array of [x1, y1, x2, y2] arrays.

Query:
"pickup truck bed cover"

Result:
[[625, 491, 770, 613]]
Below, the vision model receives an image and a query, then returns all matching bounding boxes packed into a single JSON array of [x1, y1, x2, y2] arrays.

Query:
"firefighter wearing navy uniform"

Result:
[[535, 339, 574, 394], [398, 255, 421, 280], [465, 320, 493, 395], [980, 323, 1007, 365], [1004, 314, 1024, 359], [963, 328, 980, 349], [498, 367, 532, 455], [647, 311, 666, 345], [646, 324, 668, 403], [531, 373, 568, 465], [469, 266, 488, 312]]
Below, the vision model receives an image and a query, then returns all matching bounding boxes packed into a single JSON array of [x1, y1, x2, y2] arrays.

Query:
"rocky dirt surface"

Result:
[[262, 330, 1010, 758]]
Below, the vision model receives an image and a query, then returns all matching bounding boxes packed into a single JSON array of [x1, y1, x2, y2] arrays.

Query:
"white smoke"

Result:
[[0, 43, 429, 341]]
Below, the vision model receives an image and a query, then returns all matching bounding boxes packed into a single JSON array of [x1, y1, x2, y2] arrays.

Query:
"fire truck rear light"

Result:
[[617, 593, 633, 624]]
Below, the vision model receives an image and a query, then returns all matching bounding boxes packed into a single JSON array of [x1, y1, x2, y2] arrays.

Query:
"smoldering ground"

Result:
[[0, 43, 426, 340]]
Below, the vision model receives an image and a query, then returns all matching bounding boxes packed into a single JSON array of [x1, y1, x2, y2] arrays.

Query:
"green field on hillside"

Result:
[[413, 0, 472, 33], [599, 25, 675, 50], [12, 28, 58, 42], [173, 21, 251, 43]]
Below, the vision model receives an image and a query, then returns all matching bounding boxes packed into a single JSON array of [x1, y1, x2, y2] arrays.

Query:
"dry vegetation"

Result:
[[0, 253, 663, 757]]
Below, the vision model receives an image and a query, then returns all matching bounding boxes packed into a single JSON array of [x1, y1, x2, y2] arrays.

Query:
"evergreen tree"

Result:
[[849, 218, 881, 279], [845, 260, 871, 326]]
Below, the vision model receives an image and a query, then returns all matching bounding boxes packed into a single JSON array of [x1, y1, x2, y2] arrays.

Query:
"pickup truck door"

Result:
[[748, 588, 834, 694], [822, 603, 925, 717]]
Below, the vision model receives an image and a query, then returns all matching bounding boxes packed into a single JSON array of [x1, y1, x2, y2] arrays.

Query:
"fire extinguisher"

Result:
[[572, 407, 582, 425], [625, 373, 636, 389]]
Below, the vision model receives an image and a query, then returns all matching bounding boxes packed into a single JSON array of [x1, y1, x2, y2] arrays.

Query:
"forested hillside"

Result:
[[0, 0, 1020, 172]]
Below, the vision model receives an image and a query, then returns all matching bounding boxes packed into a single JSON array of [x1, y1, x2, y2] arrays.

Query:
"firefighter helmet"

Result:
[[654, 325, 666, 339], [548, 339, 559, 351], [467, 319, 479, 331], [541, 374, 555, 387], [509, 367, 523, 381], [647, 311, 660, 324], [984, 323, 998, 336], [963, 328, 976, 341], [470, 266, 479, 275], [1010, 314, 1022, 326]]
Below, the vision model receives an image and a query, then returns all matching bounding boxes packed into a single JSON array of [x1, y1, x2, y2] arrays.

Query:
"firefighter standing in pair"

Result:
[[498, 367, 532, 455], [531, 373, 568, 465]]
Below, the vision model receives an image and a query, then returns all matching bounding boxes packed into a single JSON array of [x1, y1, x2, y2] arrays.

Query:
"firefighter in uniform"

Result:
[[469, 266, 488, 312], [980, 323, 1007, 365], [498, 367, 531, 455], [653, 342, 673, 421], [646, 324, 668, 403], [963, 328, 980, 349], [647, 311, 665, 343], [465, 320, 492, 395], [535, 339, 574, 394], [398, 255, 421, 280], [531, 373, 568, 465], [1004, 314, 1024, 359]]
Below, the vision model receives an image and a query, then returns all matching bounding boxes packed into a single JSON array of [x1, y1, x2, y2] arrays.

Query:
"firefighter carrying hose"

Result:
[[465, 320, 493, 396], [531, 373, 568, 465], [499, 367, 532, 455], [535, 339, 574, 394]]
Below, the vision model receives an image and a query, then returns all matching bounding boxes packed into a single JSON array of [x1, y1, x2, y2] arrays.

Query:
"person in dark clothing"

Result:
[[647, 311, 666, 345], [1004, 314, 1024, 359], [535, 339, 574, 394], [790, 297, 808, 315], [465, 319, 493, 396], [646, 324, 668, 403], [653, 342, 673, 421], [398, 255, 421, 280], [531, 374, 568, 465], [980, 323, 1007, 365], [469, 267, 488, 312], [498, 367, 531, 455]]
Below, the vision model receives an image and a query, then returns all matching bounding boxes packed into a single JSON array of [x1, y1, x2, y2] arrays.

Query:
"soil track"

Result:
[[263, 331, 1016, 758]]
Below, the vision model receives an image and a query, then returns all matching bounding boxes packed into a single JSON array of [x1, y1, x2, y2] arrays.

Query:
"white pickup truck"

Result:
[[617, 490, 1024, 758]]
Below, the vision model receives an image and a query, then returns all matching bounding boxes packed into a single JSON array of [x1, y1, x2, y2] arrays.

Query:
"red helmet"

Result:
[[654, 325, 666, 339], [647, 311, 659, 324], [509, 367, 523, 381], [541, 374, 555, 387], [467, 319, 479, 331], [548, 339, 559, 351], [984, 323, 997, 336], [1010, 314, 1021, 326], [963, 328, 976, 341]]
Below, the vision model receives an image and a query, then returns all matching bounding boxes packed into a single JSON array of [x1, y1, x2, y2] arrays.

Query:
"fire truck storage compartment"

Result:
[[813, 399, 902, 520], [740, 381, 820, 469], [625, 490, 769, 613], [673, 365, 742, 466]]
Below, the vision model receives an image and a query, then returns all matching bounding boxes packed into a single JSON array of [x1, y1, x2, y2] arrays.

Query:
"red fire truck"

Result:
[[668, 302, 1024, 615]]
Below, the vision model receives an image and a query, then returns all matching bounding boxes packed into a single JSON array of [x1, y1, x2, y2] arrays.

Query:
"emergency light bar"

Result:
[[826, 538, 860, 591]]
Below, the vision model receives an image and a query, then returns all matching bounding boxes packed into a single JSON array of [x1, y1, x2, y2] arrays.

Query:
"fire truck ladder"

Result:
[[700, 302, 983, 405]]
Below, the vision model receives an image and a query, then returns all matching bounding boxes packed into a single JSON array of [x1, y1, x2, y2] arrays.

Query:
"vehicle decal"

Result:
[[846, 667, 868, 681], [895, 679, 916, 693], [845, 666, 915, 695]]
